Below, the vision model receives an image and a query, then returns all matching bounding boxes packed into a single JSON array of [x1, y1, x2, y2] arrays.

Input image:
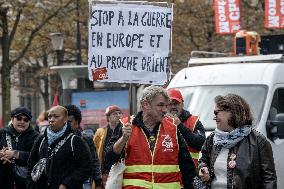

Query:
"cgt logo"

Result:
[[161, 134, 173, 152], [92, 67, 108, 81]]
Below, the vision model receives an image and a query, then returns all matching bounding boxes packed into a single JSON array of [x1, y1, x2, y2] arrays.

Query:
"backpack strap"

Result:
[[70, 135, 75, 156]]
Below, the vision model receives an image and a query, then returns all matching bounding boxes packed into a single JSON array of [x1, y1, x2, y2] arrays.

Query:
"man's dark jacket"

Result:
[[0, 124, 38, 189], [178, 109, 206, 151], [76, 130, 102, 186], [26, 125, 92, 189]]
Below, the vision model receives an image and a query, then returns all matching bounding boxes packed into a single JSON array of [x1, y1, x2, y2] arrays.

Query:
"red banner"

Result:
[[265, 0, 284, 28], [214, 0, 241, 34]]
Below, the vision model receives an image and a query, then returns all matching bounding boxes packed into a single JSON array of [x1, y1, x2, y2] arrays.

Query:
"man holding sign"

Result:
[[105, 86, 196, 189]]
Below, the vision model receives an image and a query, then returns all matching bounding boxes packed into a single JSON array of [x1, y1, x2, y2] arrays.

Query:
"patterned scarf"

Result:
[[213, 125, 252, 149], [47, 123, 67, 145]]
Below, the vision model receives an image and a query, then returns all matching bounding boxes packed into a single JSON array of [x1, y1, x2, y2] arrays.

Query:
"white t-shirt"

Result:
[[211, 147, 229, 189]]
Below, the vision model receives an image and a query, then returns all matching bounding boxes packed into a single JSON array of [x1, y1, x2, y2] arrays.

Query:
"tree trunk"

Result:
[[43, 92, 50, 111], [43, 54, 50, 110], [1, 56, 11, 127], [1, 9, 11, 127]]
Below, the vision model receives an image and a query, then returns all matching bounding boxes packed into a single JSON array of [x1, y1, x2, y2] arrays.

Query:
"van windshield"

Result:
[[178, 85, 267, 131]]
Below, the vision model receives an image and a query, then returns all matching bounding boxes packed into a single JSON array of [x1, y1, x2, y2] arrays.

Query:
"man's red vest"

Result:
[[183, 115, 200, 168], [122, 117, 182, 189]]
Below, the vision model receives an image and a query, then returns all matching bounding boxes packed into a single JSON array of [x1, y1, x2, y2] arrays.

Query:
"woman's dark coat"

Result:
[[199, 129, 277, 189], [0, 125, 39, 189], [26, 125, 92, 189]]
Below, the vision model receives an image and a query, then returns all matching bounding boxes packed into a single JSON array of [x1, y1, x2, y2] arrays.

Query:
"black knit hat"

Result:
[[11, 107, 32, 120]]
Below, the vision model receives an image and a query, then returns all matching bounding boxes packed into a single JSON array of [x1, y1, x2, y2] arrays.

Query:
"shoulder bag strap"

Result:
[[50, 133, 73, 157], [5, 133, 13, 150]]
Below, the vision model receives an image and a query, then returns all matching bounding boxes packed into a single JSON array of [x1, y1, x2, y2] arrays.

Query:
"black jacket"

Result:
[[76, 130, 102, 186], [105, 112, 196, 189], [199, 129, 277, 189], [26, 125, 92, 189], [0, 124, 39, 189], [178, 109, 206, 151]]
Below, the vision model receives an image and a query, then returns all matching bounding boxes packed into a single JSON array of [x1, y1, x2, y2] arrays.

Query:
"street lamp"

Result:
[[50, 32, 64, 106], [50, 32, 64, 65]]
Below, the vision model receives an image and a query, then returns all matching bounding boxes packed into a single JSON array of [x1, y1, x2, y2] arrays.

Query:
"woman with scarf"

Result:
[[199, 94, 277, 189], [26, 106, 92, 189]]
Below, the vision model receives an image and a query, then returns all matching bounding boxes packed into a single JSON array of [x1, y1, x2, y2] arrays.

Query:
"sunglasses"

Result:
[[16, 116, 30, 122], [213, 109, 225, 116]]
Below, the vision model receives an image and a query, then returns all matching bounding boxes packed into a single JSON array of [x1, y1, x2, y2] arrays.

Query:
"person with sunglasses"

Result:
[[0, 107, 39, 189], [199, 94, 277, 189]]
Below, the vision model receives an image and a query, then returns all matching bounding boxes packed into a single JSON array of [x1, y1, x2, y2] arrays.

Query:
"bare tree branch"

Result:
[[9, 7, 23, 49], [11, 0, 74, 66]]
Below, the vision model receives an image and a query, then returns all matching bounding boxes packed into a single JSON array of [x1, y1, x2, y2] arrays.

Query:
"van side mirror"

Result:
[[270, 113, 284, 139]]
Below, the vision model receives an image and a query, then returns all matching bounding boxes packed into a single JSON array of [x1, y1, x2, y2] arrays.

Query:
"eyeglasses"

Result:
[[213, 109, 225, 116], [16, 116, 30, 122]]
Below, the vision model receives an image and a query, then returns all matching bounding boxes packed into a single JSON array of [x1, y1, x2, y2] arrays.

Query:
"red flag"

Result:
[[214, 0, 241, 34], [265, 0, 284, 28], [52, 92, 59, 106]]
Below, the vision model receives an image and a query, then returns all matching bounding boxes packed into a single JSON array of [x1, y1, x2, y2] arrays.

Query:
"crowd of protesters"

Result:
[[0, 86, 277, 189]]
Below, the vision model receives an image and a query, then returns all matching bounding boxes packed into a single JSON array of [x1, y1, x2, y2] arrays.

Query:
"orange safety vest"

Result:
[[122, 117, 182, 189], [183, 115, 200, 168]]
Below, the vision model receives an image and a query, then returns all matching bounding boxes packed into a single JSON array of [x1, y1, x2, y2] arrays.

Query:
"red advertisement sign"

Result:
[[92, 67, 108, 81], [214, 0, 241, 34], [265, 0, 284, 28]]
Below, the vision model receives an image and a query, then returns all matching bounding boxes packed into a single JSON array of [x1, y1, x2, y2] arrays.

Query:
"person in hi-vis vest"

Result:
[[167, 89, 206, 168], [104, 86, 196, 189]]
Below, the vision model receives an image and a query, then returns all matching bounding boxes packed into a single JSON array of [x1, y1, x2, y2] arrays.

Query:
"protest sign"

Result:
[[88, 2, 172, 85]]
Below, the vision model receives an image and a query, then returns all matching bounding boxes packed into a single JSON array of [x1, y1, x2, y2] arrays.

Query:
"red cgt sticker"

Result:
[[92, 67, 108, 81]]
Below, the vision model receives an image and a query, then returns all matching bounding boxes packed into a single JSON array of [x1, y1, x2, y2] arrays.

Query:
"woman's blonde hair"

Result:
[[36, 110, 48, 124]]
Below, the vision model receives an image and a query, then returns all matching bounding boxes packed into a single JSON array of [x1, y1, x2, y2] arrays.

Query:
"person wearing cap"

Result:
[[167, 88, 206, 168], [0, 107, 39, 189], [64, 105, 102, 189], [105, 86, 196, 189], [93, 105, 123, 188]]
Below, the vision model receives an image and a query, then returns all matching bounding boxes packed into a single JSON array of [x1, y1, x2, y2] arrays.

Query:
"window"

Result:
[[269, 89, 284, 120], [267, 88, 284, 142]]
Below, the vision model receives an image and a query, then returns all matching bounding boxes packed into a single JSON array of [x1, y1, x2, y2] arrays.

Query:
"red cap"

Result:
[[105, 105, 121, 116], [167, 89, 183, 103]]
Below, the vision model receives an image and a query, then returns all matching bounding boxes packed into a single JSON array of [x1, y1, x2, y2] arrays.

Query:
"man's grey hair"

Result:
[[140, 85, 169, 106]]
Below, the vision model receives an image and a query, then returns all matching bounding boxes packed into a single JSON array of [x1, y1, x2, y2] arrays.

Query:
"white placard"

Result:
[[88, 3, 172, 85]]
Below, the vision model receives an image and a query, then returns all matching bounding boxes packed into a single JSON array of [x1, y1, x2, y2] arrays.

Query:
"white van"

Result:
[[167, 53, 284, 187]]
